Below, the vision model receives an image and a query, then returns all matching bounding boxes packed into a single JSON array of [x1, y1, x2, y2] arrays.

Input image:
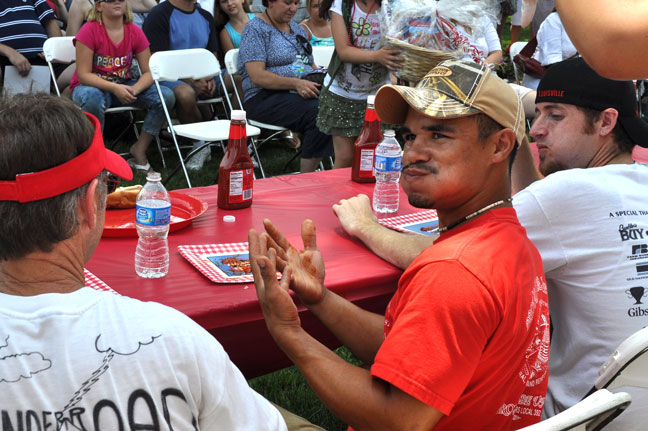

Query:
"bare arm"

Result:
[[52, 0, 69, 24], [484, 50, 502, 66], [44, 18, 63, 38], [330, 12, 402, 70], [131, 48, 153, 95], [511, 136, 542, 194], [333, 194, 435, 269], [66, 0, 91, 36], [555, 0, 648, 80], [245, 60, 320, 98], [219, 27, 235, 56], [0, 43, 31, 76], [249, 228, 444, 431], [127, 0, 156, 13]]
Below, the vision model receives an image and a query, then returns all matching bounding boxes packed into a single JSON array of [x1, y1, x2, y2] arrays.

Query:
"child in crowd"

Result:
[[300, 0, 333, 46], [316, 0, 402, 169], [215, 0, 255, 54], [70, 0, 175, 174]]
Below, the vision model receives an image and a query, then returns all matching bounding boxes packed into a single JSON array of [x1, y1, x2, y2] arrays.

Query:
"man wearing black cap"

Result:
[[511, 56, 648, 429], [250, 60, 549, 430], [0, 94, 291, 430]]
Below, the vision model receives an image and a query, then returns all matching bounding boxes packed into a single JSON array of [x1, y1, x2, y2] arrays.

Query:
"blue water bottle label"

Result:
[[136, 204, 171, 226], [374, 155, 402, 172]]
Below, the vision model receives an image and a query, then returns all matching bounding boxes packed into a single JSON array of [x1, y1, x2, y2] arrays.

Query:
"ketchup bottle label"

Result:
[[228, 169, 253, 203], [358, 149, 375, 178]]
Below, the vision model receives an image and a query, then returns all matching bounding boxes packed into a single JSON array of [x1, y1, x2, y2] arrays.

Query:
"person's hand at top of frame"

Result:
[[295, 78, 320, 99], [374, 46, 404, 71], [249, 227, 303, 341], [261, 218, 327, 307], [333, 194, 377, 238]]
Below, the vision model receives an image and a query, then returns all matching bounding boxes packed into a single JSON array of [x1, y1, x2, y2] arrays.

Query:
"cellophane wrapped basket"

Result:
[[380, 0, 501, 83]]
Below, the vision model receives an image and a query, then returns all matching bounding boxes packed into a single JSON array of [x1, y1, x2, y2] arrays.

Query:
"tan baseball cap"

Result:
[[375, 60, 526, 147]]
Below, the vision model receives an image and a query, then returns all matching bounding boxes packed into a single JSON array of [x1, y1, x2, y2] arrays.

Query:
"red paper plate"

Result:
[[102, 192, 208, 238]]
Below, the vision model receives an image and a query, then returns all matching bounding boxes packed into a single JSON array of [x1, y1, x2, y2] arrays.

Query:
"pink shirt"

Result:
[[70, 21, 149, 93]]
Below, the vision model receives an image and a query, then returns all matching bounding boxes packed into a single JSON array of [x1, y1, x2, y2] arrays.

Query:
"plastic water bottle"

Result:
[[291, 55, 306, 78], [135, 172, 171, 278], [373, 130, 402, 213]]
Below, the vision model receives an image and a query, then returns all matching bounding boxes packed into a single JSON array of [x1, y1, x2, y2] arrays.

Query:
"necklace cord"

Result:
[[438, 197, 513, 233]]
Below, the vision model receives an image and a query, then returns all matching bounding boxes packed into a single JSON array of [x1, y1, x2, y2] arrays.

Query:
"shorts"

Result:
[[510, 0, 523, 26], [316, 88, 368, 137]]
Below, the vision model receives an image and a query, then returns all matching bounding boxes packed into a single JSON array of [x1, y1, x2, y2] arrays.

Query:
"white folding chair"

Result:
[[224, 49, 288, 146], [584, 326, 648, 395], [312, 45, 335, 70], [509, 41, 527, 85], [518, 389, 631, 431], [42, 37, 155, 159], [149, 48, 261, 187]]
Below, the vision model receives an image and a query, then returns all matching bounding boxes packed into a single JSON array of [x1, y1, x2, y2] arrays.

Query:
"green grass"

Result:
[[249, 347, 364, 430], [107, 19, 533, 429]]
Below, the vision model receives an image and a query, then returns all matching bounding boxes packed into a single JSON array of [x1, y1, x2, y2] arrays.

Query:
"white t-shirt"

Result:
[[455, 16, 501, 64], [533, 12, 577, 66], [325, 0, 390, 100], [0, 287, 287, 431], [513, 163, 648, 431]]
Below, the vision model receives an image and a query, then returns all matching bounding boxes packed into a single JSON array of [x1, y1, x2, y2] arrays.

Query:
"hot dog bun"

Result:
[[106, 185, 142, 209]]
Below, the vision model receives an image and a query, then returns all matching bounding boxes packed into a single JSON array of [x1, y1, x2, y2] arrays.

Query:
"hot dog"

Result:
[[106, 185, 142, 209]]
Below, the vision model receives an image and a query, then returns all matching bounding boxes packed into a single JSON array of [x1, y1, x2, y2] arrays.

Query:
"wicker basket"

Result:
[[386, 36, 460, 83]]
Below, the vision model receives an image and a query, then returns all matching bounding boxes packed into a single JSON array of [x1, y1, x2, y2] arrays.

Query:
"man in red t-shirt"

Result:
[[249, 60, 549, 430]]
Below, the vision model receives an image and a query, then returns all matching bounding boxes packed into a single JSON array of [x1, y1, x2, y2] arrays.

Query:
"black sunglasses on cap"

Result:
[[295, 34, 312, 56], [103, 173, 121, 194]]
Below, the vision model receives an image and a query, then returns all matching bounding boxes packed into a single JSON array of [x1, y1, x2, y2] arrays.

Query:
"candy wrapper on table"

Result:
[[381, 0, 501, 83]]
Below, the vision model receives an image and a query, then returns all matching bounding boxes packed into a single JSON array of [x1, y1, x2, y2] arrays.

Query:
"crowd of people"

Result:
[[1, 0, 648, 429], [1, 0, 604, 175]]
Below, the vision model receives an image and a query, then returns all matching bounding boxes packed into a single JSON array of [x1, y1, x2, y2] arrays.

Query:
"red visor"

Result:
[[0, 113, 133, 203]]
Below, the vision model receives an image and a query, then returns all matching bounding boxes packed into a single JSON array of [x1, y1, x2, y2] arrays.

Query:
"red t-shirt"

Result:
[[70, 21, 150, 93], [372, 208, 549, 430]]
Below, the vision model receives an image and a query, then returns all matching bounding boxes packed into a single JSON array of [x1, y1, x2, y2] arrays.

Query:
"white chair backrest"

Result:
[[149, 49, 220, 82], [518, 389, 631, 431], [224, 49, 239, 76], [312, 45, 334, 69], [43, 36, 76, 63], [595, 326, 648, 390], [509, 41, 527, 59]]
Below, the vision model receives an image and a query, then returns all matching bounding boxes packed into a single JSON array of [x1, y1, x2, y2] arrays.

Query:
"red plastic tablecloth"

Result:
[[87, 168, 420, 378]]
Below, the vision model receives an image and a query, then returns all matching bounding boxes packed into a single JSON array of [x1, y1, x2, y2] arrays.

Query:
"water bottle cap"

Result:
[[223, 215, 236, 223], [384, 129, 396, 137], [366, 95, 376, 105], [231, 110, 246, 121], [146, 172, 162, 182]]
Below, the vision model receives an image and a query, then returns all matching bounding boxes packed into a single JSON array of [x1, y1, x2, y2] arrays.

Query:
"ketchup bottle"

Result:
[[217, 110, 254, 209], [351, 95, 382, 183]]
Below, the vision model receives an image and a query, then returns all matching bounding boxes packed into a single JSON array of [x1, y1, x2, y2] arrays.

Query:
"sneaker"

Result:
[[186, 142, 211, 170]]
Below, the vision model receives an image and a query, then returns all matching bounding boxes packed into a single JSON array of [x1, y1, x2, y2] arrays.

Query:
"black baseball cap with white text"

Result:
[[536, 57, 648, 148]]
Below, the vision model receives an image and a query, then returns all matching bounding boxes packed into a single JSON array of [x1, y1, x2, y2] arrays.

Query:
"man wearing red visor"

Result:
[[0, 94, 290, 431]]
